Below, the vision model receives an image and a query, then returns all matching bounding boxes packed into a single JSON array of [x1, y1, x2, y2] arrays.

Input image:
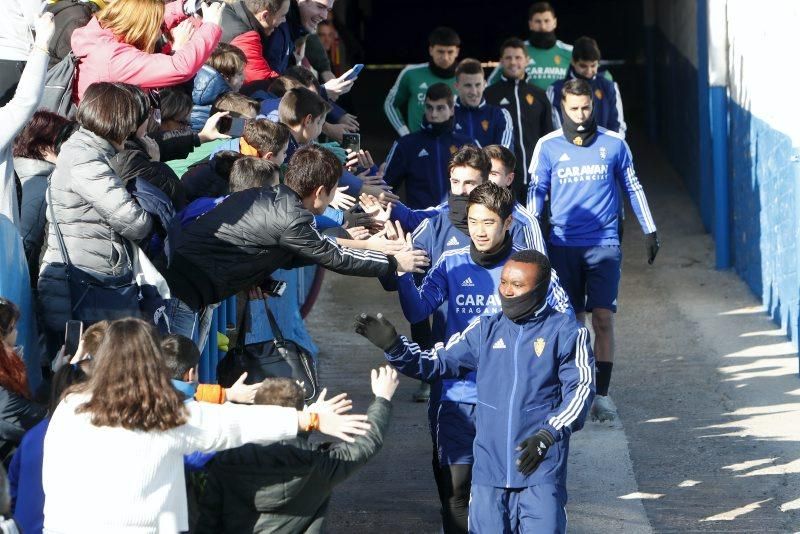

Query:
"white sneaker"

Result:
[[590, 395, 617, 422]]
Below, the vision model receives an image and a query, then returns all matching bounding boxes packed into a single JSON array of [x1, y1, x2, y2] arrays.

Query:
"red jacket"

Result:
[[71, 2, 222, 102], [230, 30, 279, 84]]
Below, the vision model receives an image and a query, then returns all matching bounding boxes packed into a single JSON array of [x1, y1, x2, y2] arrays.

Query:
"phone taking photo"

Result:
[[344, 64, 364, 81], [227, 117, 246, 138], [64, 320, 83, 359], [341, 133, 360, 155]]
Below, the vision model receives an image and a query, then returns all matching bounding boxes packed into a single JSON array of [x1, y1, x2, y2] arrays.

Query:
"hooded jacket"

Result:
[[196, 398, 391, 534], [191, 65, 232, 132], [70, 1, 221, 102], [382, 123, 473, 210], [37, 127, 153, 331], [13, 157, 54, 281], [164, 184, 396, 310]]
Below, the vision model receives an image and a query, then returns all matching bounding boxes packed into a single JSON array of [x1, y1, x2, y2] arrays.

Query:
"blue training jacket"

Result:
[[527, 127, 657, 246], [453, 98, 514, 150], [385, 305, 594, 488], [547, 67, 626, 137], [383, 124, 473, 209]]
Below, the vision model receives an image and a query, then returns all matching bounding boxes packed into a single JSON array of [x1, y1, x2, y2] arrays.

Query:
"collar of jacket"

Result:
[[74, 127, 118, 155], [502, 301, 551, 329], [171, 379, 197, 401], [11, 157, 54, 179], [455, 97, 487, 110], [566, 65, 596, 82], [499, 73, 525, 86]]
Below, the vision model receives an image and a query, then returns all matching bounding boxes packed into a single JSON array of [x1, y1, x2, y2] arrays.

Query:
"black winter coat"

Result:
[[164, 184, 397, 310], [109, 141, 188, 210]]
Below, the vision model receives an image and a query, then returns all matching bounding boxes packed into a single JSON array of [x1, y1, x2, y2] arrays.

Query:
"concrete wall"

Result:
[[650, 0, 800, 349]]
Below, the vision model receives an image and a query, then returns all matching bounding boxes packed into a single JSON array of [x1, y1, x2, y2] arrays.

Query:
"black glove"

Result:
[[354, 313, 400, 352], [645, 231, 660, 265], [516, 429, 555, 476], [343, 208, 377, 230]]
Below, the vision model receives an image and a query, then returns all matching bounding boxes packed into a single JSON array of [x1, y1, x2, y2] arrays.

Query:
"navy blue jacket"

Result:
[[382, 124, 473, 209], [385, 306, 594, 488], [453, 98, 514, 149], [547, 67, 626, 137], [264, 1, 306, 76]]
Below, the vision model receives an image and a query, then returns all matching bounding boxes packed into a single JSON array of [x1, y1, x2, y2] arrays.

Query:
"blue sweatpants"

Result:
[[468, 484, 567, 533]]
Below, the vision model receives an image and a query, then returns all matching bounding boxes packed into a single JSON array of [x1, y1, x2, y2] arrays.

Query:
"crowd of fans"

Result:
[[0, 0, 659, 532]]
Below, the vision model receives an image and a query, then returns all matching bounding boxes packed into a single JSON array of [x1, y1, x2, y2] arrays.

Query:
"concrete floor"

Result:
[[304, 129, 800, 532]]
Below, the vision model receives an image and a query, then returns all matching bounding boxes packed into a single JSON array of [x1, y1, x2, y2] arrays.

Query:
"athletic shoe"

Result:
[[590, 395, 617, 422], [412, 382, 430, 402]]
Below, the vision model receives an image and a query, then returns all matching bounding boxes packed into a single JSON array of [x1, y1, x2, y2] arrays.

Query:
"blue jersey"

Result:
[[385, 306, 594, 488], [398, 243, 524, 404], [528, 127, 657, 246], [547, 67, 626, 137], [383, 126, 473, 209], [453, 98, 514, 149]]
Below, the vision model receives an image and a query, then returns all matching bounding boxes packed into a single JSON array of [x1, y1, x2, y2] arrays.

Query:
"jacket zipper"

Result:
[[506, 325, 524, 488], [435, 139, 443, 202], [513, 81, 528, 185]]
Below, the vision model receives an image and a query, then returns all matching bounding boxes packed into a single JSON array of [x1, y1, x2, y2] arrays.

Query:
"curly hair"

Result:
[[75, 319, 188, 431]]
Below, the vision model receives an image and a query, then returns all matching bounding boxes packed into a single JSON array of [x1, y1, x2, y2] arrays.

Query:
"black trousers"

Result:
[[432, 449, 472, 534]]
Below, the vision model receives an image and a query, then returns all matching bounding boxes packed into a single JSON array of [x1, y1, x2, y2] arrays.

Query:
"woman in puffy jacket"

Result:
[[37, 82, 153, 353], [12, 111, 78, 283], [70, 0, 225, 103]]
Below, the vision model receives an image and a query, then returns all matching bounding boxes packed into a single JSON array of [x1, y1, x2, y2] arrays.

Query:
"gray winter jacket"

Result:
[[37, 128, 153, 331], [13, 157, 53, 279]]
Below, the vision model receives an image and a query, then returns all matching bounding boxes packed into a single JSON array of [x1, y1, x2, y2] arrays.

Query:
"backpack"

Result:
[[40, 52, 79, 118], [45, 0, 98, 67]]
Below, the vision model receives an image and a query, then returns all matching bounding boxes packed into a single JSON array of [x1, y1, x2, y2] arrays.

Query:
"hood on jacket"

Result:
[[192, 65, 232, 106], [12, 158, 55, 181]]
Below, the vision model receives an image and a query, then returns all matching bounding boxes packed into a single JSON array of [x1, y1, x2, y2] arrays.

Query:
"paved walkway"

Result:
[[305, 129, 800, 532]]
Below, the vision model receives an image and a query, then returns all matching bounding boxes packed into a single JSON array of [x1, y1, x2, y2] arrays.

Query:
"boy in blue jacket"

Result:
[[356, 249, 594, 533]]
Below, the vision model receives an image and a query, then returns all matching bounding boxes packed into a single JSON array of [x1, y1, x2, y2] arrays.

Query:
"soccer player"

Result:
[[356, 249, 594, 533], [528, 78, 660, 421], [484, 38, 553, 203], [452, 58, 513, 149], [384, 27, 460, 136]]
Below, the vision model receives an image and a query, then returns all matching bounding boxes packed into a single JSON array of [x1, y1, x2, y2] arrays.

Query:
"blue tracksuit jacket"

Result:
[[453, 98, 514, 149], [382, 125, 473, 209], [547, 67, 626, 137], [385, 306, 594, 488], [527, 127, 657, 246], [397, 242, 525, 403]]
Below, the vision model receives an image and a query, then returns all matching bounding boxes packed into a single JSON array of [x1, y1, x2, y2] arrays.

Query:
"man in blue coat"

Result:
[[356, 249, 594, 533], [453, 59, 513, 150]]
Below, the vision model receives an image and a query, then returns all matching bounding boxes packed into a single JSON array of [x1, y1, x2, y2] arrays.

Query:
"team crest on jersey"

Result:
[[450, 145, 458, 155], [595, 88, 604, 100], [553, 55, 562, 65], [573, 136, 583, 146], [525, 94, 535, 106], [481, 120, 489, 132], [599, 147, 607, 160], [534, 338, 546, 357]]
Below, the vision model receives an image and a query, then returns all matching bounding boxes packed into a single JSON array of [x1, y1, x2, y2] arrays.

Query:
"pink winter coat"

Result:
[[70, 2, 222, 103]]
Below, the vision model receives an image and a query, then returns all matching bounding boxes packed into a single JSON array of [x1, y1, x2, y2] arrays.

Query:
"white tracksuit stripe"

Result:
[[549, 327, 592, 429]]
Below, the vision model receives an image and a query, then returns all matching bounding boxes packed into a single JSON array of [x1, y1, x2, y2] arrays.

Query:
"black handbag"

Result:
[[217, 296, 319, 402], [47, 180, 142, 325]]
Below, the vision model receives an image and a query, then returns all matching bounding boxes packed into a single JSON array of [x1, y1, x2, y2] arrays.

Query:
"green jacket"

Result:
[[195, 398, 393, 534], [384, 63, 456, 136]]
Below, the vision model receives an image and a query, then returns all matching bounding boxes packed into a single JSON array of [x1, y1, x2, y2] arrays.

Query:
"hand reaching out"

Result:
[[225, 372, 260, 404], [359, 194, 393, 225], [33, 13, 55, 50], [306, 388, 353, 414], [330, 186, 357, 211], [171, 19, 196, 51], [371, 365, 399, 401], [345, 225, 370, 240], [198, 111, 231, 143]]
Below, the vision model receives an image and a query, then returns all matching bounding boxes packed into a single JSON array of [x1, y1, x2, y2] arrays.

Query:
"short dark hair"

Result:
[[572, 36, 601, 62], [160, 334, 201, 380], [429, 26, 460, 47], [500, 37, 529, 58], [13, 111, 74, 160], [211, 92, 260, 118], [284, 65, 316, 88], [455, 58, 483, 78], [267, 75, 305, 98], [229, 157, 281, 192], [561, 78, 593, 101], [467, 181, 514, 220], [210, 150, 245, 181], [254, 377, 304, 410], [508, 249, 552, 287], [448, 145, 491, 180], [0, 298, 20, 340], [159, 87, 193, 124], [77, 82, 141, 144], [528, 1, 555, 19], [243, 119, 291, 156], [483, 144, 516, 174], [284, 144, 341, 198], [426, 82, 454, 105], [206, 43, 247, 79], [243, 0, 287, 15], [278, 87, 331, 127]]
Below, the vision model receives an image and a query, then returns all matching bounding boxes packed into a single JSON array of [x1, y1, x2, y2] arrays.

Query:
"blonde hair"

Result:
[[98, 0, 165, 54]]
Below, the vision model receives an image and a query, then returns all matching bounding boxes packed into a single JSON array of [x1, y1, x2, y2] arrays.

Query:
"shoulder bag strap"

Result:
[[46, 177, 72, 267], [262, 297, 286, 345]]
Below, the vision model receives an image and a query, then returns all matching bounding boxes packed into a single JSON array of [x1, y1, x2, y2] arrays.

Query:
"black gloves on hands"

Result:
[[645, 232, 660, 265], [354, 313, 400, 352], [516, 429, 555, 476]]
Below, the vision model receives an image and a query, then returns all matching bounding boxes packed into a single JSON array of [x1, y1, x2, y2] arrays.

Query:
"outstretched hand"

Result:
[[306, 388, 353, 414], [225, 372, 260, 404], [371, 366, 399, 401], [354, 312, 400, 352]]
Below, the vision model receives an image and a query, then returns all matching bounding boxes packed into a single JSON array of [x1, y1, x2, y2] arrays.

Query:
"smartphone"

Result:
[[344, 64, 364, 81], [64, 320, 83, 359], [227, 117, 246, 138], [341, 133, 361, 154], [264, 280, 287, 298]]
